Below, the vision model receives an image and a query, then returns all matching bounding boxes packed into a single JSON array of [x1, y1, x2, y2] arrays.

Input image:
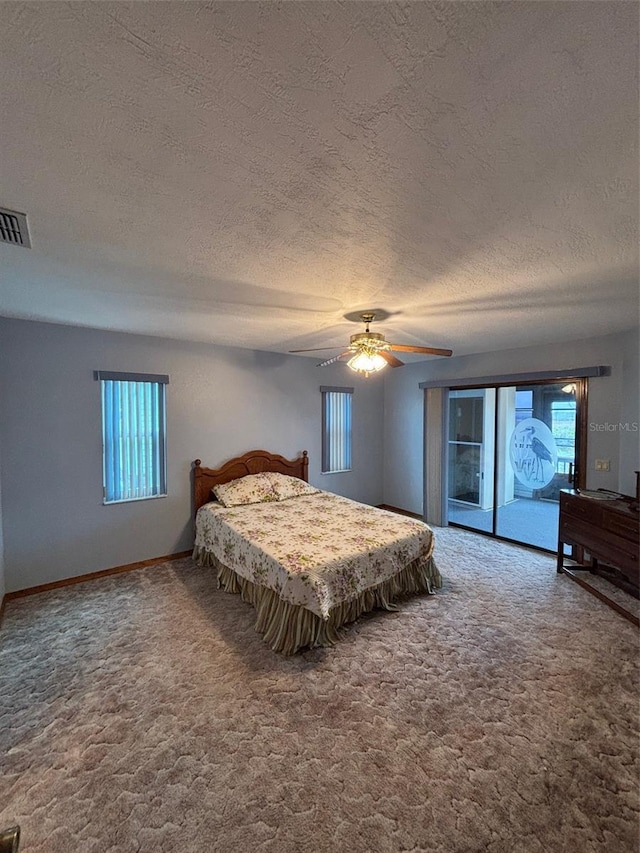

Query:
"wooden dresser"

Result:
[[557, 489, 639, 623]]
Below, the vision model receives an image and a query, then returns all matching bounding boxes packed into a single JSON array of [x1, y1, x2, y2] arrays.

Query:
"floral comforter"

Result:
[[194, 491, 437, 619]]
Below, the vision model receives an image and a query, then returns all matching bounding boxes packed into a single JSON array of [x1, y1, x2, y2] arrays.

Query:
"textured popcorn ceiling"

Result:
[[0, 2, 637, 358]]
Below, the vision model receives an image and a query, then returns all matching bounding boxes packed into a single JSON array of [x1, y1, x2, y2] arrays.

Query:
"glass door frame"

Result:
[[445, 376, 588, 553]]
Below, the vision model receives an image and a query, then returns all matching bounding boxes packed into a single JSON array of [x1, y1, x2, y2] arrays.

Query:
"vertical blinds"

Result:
[[100, 378, 167, 502], [322, 389, 353, 473]]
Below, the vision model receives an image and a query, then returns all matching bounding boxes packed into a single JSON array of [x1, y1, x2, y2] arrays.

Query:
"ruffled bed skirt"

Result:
[[192, 546, 442, 655]]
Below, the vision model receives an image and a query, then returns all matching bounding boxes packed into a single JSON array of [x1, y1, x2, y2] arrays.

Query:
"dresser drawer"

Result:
[[559, 490, 639, 583], [560, 497, 602, 523], [560, 517, 603, 552], [607, 512, 638, 540], [560, 519, 639, 575]]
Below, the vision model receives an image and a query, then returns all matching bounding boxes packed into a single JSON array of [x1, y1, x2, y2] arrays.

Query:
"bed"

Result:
[[192, 450, 442, 654]]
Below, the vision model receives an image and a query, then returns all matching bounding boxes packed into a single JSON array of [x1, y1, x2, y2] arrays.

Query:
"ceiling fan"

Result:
[[289, 312, 453, 376]]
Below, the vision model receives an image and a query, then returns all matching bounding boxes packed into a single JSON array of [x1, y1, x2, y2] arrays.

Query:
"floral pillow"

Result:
[[212, 473, 278, 507], [265, 472, 320, 501]]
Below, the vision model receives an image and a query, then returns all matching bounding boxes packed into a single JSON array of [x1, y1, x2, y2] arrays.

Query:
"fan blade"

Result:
[[289, 346, 344, 353], [379, 350, 404, 368], [389, 344, 453, 357], [317, 351, 351, 368]]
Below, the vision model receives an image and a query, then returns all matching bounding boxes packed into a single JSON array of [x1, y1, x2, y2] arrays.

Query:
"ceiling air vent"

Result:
[[0, 207, 31, 248]]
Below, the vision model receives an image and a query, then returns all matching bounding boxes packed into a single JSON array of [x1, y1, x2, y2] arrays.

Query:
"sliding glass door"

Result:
[[494, 382, 577, 549], [447, 380, 583, 551]]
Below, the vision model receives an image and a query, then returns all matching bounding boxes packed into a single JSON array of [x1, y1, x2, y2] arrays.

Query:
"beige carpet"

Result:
[[1, 528, 638, 853]]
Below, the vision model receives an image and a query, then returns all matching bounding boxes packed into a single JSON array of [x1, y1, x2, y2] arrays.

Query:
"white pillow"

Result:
[[212, 473, 278, 507], [265, 472, 320, 501]]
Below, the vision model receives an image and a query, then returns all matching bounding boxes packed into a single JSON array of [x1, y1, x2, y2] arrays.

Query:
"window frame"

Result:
[[321, 385, 354, 474], [95, 370, 169, 505]]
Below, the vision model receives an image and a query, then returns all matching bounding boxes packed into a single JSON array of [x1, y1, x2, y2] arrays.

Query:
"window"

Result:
[[515, 389, 533, 426], [550, 398, 577, 475], [321, 386, 353, 473], [95, 371, 168, 503]]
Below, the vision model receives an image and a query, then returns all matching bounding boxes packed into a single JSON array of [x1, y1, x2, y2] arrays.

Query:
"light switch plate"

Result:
[[595, 459, 610, 471]]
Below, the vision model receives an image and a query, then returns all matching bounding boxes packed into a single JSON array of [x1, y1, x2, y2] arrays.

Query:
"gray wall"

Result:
[[619, 329, 640, 497], [0, 439, 5, 604], [0, 318, 384, 593], [383, 328, 640, 515]]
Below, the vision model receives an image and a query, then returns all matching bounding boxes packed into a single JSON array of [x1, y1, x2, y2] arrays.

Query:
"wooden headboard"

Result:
[[192, 449, 309, 514]]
